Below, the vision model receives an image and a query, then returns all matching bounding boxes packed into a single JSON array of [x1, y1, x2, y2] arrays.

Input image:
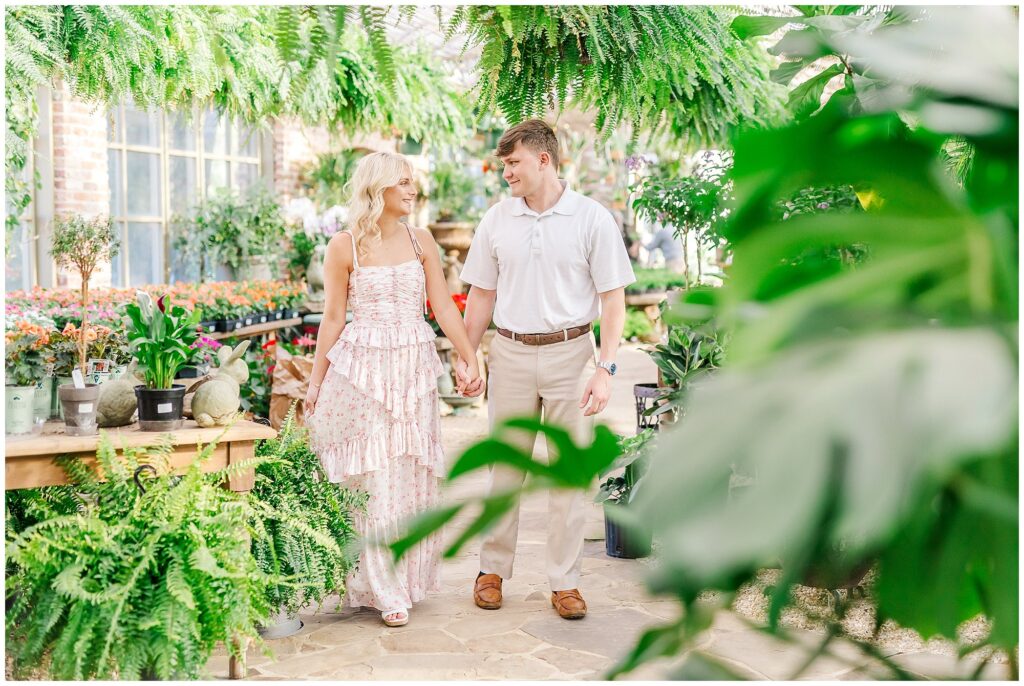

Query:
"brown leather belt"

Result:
[[497, 323, 592, 346]]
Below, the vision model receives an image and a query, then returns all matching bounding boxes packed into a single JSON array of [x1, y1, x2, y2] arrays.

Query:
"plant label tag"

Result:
[[157, 403, 173, 414], [78, 403, 93, 413], [71, 368, 86, 389]]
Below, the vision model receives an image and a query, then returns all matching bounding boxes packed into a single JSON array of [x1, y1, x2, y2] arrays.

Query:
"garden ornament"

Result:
[[190, 340, 251, 428], [96, 362, 144, 427]]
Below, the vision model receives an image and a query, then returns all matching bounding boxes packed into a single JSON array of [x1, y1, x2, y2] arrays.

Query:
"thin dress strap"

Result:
[[404, 222, 424, 258], [347, 230, 360, 269], [404, 224, 428, 316]]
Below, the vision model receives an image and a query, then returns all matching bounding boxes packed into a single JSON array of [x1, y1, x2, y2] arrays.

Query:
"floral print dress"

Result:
[[307, 226, 444, 613]]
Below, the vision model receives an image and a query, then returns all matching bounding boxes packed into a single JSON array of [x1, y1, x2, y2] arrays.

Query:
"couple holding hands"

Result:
[[305, 119, 635, 627]]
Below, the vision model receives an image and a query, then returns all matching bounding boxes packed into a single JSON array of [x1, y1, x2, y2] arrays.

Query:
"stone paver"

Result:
[[205, 344, 989, 680]]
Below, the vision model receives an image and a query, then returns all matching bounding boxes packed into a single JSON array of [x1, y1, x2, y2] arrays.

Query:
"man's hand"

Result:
[[455, 356, 486, 397], [579, 369, 611, 416]]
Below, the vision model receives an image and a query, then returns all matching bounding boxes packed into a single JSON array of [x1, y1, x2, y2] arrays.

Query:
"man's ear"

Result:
[[538, 151, 551, 169]]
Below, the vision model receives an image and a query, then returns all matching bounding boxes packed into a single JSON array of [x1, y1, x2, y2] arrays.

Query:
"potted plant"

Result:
[[5, 322, 49, 434], [250, 407, 360, 637], [596, 430, 655, 559], [49, 215, 120, 435], [180, 335, 221, 378], [124, 291, 202, 430]]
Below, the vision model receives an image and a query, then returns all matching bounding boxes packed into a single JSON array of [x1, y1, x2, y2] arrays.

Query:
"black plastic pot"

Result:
[[242, 313, 255, 327], [288, 308, 301, 319], [256, 311, 269, 324], [272, 309, 284, 321], [217, 318, 244, 333], [604, 506, 652, 559], [135, 385, 186, 431], [199, 320, 217, 332], [176, 365, 207, 379]]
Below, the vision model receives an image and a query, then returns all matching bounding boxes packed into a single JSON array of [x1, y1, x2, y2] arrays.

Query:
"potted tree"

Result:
[[125, 291, 202, 430], [49, 215, 120, 435], [5, 322, 49, 435], [596, 430, 655, 559]]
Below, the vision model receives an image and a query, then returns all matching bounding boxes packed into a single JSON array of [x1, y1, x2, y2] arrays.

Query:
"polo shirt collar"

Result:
[[511, 180, 581, 217]]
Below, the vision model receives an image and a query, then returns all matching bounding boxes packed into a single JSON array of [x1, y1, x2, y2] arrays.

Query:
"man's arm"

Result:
[[579, 287, 625, 417], [455, 285, 496, 396]]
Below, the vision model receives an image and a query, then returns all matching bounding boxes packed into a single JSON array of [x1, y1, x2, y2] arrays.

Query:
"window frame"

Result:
[[106, 103, 267, 286]]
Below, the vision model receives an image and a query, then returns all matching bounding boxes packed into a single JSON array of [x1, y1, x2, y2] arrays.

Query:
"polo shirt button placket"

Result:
[[531, 216, 542, 255]]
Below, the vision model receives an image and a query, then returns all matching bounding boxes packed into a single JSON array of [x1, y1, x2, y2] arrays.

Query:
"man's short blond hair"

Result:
[[496, 119, 559, 168]]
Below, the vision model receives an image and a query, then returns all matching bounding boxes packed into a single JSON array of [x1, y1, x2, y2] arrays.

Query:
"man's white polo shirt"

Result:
[[460, 181, 636, 334]]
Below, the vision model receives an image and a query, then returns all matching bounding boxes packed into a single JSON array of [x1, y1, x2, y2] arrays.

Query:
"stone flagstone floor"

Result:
[[207, 344, 1010, 680]]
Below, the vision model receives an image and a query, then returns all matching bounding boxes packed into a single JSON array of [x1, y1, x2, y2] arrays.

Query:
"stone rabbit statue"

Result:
[[190, 340, 251, 428]]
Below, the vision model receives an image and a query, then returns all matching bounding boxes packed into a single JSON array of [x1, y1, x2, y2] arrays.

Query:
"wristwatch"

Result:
[[597, 361, 617, 376]]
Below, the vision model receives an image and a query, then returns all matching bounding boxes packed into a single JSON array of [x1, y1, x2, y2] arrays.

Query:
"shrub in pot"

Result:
[[595, 430, 655, 559], [124, 291, 202, 430]]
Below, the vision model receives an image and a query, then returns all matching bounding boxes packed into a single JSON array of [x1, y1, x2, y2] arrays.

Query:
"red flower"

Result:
[[157, 295, 167, 313]]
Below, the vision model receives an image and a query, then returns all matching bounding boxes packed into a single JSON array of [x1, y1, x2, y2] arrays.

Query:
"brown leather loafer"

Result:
[[551, 589, 587, 619], [474, 572, 503, 610]]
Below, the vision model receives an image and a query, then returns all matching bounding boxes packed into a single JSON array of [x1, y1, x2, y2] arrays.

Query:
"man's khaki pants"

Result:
[[479, 331, 596, 591]]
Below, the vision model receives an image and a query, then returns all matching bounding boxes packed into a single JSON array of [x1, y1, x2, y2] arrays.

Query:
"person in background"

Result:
[[643, 222, 685, 273]]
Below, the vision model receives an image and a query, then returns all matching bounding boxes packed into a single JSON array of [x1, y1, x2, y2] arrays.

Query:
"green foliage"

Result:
[[124, 291, 202, 389], [5, 432, 275, 679], [304, 148, 368, 208], [596, 430, 655, 506], [236, 334, 273, 419], [173, 187, 287, 280], [648, 322, 726, 390], [251, 405, 362, 616], [4, 6, 469, 230], [448, 6, 785, 146], [428, 160, 481, 222], [49, 214, 120, 283]]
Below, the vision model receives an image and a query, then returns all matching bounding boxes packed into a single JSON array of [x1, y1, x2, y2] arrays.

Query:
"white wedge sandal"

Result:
[[382, 609, 409, 627]]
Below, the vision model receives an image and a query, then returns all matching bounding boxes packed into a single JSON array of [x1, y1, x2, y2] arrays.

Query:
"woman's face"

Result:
[[381, 170, 417, 217]]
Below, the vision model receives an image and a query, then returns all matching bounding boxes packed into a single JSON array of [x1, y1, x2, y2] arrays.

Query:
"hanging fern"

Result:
[[446, 5, 785, 148]]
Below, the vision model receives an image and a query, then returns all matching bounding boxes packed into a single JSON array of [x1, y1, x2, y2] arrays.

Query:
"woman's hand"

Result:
[[305, 382, 321, 417]]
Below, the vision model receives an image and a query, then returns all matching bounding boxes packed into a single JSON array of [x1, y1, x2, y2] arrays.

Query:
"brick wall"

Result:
[[50, 84, 112, 288]]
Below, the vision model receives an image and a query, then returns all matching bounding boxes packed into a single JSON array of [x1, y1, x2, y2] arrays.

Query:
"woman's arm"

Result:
[[308, 234, 352, 392], [416, 229, 479, 377]]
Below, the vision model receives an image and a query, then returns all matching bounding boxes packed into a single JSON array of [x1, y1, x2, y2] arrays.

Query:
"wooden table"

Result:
[[206, 317, 303, 341], [5, 418, 276, 678]]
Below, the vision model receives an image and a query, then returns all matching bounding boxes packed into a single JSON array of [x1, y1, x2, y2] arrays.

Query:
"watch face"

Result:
[[609, 363, 617, 375]]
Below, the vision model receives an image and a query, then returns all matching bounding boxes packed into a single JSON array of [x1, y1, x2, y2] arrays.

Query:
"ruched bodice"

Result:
[[348, 259, 429, 326]]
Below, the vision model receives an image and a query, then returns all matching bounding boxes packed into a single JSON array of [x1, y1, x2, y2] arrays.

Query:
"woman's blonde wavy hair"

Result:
[[345, 151, 413, 261]]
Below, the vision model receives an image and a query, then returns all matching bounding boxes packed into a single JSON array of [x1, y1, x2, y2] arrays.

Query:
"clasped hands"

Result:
[[454, 355, 485, 397]]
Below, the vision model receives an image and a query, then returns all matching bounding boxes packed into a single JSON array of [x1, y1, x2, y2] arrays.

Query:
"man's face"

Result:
[[499, 142, 550, 198]]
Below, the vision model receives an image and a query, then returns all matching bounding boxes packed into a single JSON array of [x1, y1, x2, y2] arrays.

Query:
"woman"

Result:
[[305, 151, 481, 627]]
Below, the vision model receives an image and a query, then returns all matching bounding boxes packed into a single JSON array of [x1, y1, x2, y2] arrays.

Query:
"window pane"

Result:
[[4, 222, 32, 292], [110, 222, 126, 287], [232, 162, 260, 192], [205, 159, 228, 193], [108, 149, 123, 216], [203, 110, 228, 155], [107, 107, 122, 143], [126, 152, 161, 216], [233, 122, 259, 157], [127, 222, 163, 286], [168, 111, 196, 151], [124, 105, 160, 147], [169, 243, 200, 284], [169, 156, 197, 215]]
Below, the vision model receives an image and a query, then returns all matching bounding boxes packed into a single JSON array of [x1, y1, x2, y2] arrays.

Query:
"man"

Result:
[[456, 119, 635, 620]]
